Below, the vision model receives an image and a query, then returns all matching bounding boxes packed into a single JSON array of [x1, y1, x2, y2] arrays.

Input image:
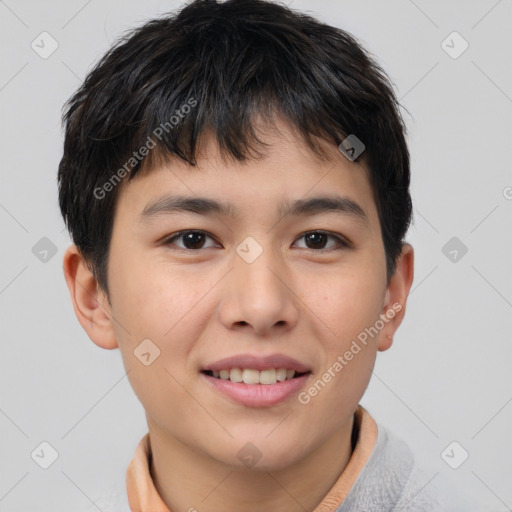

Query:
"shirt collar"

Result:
[[126, 405, 378, 512]]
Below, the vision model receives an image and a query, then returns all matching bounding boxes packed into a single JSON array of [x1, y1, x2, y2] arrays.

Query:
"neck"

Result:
[[148, 414, 355, 512]]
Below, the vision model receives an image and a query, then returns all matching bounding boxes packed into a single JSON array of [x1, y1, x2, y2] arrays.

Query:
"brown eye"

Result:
[[305, 232, 328, 249], [165, 231, 218, 250], [294, 231, 350, 250]]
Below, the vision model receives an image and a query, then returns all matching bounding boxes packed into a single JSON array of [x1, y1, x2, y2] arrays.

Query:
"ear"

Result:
[[62, 244, 118, 350], [377, 243, 414, 352]]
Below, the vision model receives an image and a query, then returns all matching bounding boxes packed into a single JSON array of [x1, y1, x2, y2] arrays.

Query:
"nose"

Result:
[[217, 241, 299, 336]]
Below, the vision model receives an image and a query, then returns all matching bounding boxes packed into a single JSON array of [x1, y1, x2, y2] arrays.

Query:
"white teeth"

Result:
[[209, 367, 301, 384], [229, 368, 243, 383], [276, 368, 287, 381], [242, 369, 260, 384], [259, 368, 276, 384]]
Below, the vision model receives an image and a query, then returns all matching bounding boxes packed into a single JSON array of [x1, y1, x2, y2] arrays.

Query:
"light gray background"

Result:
[[1, 0, 511, 510]]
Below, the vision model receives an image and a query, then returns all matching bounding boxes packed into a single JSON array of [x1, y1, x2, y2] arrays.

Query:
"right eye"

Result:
[[163, 230, 220, 251]]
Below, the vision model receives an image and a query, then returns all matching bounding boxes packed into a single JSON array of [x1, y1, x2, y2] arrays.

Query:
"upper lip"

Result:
[[203, 353, 311, 373]]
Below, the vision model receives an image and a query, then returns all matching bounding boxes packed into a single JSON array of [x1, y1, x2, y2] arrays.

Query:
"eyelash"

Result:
[[163, 230, 351, 252]]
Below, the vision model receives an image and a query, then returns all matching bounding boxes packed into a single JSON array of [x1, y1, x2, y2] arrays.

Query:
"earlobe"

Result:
[[62, 244, 118, 350], [377, 243, 414, 352]]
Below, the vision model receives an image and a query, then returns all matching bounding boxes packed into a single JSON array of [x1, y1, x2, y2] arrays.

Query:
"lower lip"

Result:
[[201, 372, 311, 407]]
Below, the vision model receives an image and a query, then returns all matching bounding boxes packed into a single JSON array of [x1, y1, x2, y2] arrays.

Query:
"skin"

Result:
[[63, 117, 414, 512]]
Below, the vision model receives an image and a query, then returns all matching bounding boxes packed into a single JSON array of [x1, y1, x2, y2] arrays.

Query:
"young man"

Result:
[[58, 0, 470, 510]]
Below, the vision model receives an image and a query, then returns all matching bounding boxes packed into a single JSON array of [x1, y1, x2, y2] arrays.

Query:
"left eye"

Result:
[[294, 231, 349, 250], [164, 230, 349, 251]]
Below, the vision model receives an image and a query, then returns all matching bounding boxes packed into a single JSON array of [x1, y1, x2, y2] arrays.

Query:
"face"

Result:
[[81, 119, 405, 471]]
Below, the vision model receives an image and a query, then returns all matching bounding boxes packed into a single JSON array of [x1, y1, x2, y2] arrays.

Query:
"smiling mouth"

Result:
[[201, 369, 310, 385]]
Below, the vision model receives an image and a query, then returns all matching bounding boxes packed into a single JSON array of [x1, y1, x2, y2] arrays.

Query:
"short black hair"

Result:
[[58, 0, 412, 299]]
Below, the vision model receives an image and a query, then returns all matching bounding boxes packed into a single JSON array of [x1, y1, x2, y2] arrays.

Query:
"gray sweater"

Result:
[[88, 425, 473, 512], [336, 426, 472, 511]]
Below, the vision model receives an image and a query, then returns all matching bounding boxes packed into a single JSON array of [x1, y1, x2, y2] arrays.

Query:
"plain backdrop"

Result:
[[1, 0, 511, 510]]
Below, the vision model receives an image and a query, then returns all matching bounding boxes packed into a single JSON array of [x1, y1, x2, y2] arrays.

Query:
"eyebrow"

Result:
[[139, 194, 369, 225]]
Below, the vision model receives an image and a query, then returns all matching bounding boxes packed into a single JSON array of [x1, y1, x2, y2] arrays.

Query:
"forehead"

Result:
[[115, 119, 379, 229]]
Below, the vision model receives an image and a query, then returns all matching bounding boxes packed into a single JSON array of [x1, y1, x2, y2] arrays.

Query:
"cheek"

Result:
[[110, 268, 207, 424], [113, 255, 204, 333], [311, 270, 384, 347], [111, 260, 225, 382], [301, 269, 382, 406], [299, 340, 376, 438]]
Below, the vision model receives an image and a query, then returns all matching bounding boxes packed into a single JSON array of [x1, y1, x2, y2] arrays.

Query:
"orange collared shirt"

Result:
[[126, 405, 378, 512]]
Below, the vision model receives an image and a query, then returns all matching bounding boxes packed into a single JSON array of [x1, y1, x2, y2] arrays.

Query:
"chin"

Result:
[[220, 436, 307, 472], [231, 453, 301, 473]]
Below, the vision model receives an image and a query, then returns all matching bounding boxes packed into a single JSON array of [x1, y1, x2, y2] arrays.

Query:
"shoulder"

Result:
[[337, 424, 473, 512], [84, 479, 130, 512]]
